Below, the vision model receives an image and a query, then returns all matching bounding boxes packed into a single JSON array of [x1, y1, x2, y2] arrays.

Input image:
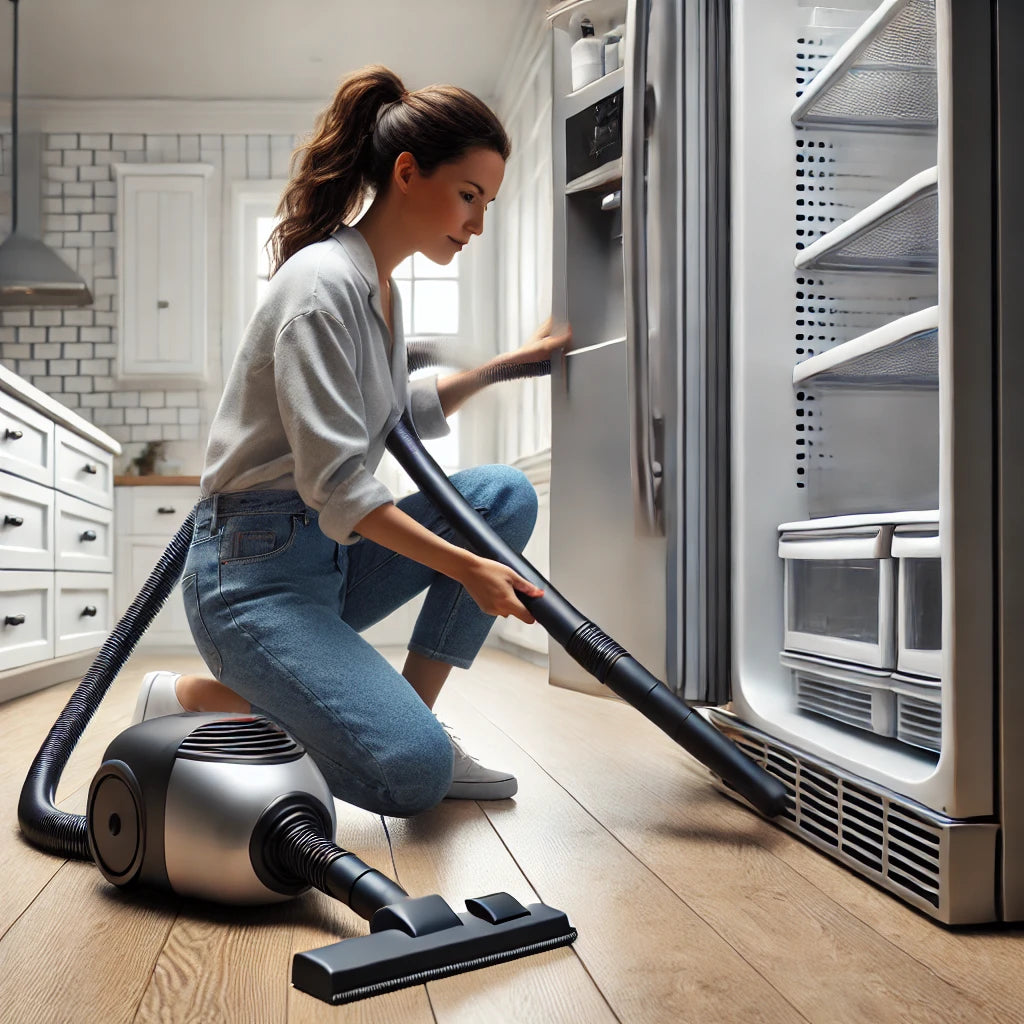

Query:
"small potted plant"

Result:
[[131, 440, 165, 476]]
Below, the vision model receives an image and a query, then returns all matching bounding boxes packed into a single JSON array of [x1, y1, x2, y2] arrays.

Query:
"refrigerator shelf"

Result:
[[794, 166, 937, 274], [793, 305, 939, 389], [792, 0, 937, 133], [565, 157, 623, 195]]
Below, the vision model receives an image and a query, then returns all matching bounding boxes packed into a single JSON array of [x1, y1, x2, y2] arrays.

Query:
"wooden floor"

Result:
[[4, 647, 1024, 1024]]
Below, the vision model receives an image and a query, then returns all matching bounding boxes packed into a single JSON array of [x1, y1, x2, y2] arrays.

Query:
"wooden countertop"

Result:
[[114, 475, 202, 487]]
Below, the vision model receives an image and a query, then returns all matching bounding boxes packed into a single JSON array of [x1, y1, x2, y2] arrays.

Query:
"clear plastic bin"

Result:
[[892, 516, 942, 679], [779, 520, 896, 668]]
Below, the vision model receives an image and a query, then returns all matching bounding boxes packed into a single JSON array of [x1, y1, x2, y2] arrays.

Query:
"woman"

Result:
[[132, 65, 570, 816]]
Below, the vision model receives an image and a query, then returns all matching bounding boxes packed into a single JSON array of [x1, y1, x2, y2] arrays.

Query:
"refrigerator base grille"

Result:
[[706, 709, 998, 924]]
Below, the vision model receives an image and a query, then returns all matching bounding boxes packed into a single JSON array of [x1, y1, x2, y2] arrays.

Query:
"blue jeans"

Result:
[[181, 466, 537, 817]]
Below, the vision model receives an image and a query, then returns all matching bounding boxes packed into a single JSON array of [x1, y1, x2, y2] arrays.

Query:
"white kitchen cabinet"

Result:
[[0, 367, 119, 702], [114, 163, 214, 383], [115, 485, 199, 651]]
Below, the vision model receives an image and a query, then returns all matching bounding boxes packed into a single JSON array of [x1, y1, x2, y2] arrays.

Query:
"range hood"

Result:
[[0, 0, 92, 308]]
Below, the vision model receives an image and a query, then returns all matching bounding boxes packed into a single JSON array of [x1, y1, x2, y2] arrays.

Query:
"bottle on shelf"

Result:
[[571, 18, 604, 92]]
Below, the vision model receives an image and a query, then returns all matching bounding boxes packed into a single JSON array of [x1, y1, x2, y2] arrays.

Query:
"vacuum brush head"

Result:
[[292, 892, 577, 1004]]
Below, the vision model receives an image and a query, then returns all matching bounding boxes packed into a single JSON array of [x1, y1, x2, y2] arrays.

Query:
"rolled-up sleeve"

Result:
[[274, 309, 394, 543], [407, 374, 451, 440]]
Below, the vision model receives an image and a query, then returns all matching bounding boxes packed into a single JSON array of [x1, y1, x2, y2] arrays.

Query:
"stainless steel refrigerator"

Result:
[[546, 0, 1023, 924]]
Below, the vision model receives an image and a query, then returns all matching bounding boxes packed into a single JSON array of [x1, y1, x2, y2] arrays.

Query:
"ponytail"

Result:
[[269, 64, 510, 275]]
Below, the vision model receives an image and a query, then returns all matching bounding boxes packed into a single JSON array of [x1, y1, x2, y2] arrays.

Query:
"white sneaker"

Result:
[[440, 721, 518, 801], [130, 670, 185, 724]]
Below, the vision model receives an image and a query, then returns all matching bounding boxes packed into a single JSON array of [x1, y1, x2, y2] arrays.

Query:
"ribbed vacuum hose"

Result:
[[274, 816, 408, 921], [17, 512, 196, 859], [406, 339, 550, 384]]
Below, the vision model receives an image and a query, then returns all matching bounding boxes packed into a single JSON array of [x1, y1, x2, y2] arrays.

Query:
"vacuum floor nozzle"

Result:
[[292, 893, 577, 1004]]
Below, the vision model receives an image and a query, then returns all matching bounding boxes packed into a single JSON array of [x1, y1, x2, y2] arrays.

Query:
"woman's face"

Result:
[[400, 145, 506, 264]]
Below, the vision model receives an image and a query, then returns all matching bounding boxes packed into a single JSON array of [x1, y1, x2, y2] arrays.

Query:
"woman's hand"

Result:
[[458, 554, 544, 624], [507, 316, 572, 366]]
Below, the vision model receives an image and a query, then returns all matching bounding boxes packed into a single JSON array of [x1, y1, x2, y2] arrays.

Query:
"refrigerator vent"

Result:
[[792, 0, 937, 133], [896, 693, 942, 752], [718, 720, 942, 908], [795, 675, 875, 732]]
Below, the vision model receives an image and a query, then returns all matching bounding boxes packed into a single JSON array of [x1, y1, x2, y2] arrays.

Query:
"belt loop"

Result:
[[210, 494, 219, 535]]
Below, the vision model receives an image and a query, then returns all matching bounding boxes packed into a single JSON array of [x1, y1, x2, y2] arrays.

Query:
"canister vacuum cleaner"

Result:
[[18, 353, 786, 1005]]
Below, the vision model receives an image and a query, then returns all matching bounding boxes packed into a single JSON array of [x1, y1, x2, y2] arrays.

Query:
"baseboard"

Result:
[[0, 650, 100, 705]]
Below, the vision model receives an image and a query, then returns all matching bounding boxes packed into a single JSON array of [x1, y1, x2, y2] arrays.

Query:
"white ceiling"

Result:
[[1, 0, 542, 104]]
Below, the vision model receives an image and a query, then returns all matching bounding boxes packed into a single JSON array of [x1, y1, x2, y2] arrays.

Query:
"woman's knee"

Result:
[[462, 465, 538, 548]]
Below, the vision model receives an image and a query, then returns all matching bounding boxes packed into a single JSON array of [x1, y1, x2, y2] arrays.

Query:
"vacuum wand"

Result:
[[386, 413, 787, 819]]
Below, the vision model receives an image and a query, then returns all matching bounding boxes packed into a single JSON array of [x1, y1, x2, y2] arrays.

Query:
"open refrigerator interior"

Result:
[[710, 0, 1002, 923]]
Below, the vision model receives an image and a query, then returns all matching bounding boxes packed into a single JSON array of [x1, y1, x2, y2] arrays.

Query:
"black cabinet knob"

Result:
[[80, 530, 98, 542], [4, 428, 23, 440], [4, 515, 23, 527], [82, 605, 98, 618], [157, 506, 176, 514], [83, 463, 98, 475], [5, 614, 25, 626]]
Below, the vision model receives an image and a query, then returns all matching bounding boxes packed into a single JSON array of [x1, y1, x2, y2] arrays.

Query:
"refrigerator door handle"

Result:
[[623, 0, 662, 536]]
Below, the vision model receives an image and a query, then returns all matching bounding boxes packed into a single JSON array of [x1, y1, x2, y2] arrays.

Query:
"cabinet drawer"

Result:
[[0, 391, 54, 488], [122, 486, 197, 535], [55, 571, 113, 657], [56, 493, 113, 572], [0, 473, 55, 570], [55, 425, 114, 509], [0, 570, 54, 671]]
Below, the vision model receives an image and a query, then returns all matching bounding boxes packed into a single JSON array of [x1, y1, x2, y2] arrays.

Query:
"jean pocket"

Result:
[[181, 572, 223, 678], [220, 513, 301, 565]]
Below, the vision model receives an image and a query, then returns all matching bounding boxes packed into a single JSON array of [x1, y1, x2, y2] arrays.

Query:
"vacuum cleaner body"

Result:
[[88, 713, 336, 904]]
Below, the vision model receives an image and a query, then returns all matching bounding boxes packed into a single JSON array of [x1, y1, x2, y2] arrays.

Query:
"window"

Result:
[[394, 252, 461, 473]]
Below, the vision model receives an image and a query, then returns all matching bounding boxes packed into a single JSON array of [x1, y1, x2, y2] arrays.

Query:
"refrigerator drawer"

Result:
[[780, 521, 896, 669], [783, 652, 896, 739], [892, 517, 941, 679]]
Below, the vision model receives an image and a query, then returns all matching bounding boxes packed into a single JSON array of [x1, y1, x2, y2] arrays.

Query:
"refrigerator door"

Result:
[[548, 0, 677, 694], [549, 341, 667, 695]]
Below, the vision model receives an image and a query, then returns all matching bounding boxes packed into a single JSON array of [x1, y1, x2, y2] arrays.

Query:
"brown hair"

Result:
[[268, 65, 511, 275]]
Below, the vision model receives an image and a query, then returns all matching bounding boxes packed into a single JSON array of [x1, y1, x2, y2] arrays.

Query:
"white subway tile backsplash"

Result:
[[34, 342, 63, 358], [48, 134, 78, 149], [112, 392, 140, 408], [48, 328, 77, 343], [125, 408, 147, 425], [64, 151, 94, 167], [140, 391, 166, 408], [113, 134, 145, 151], [80, 134, 112, 150], [32, 311, 62, 327], [48, 215, 79, 231], [81, 392, 111, 408], [64, 182, 94, 197], [50, 359, 78, 376], [80, 167, 110, 183], [63, 377, 94, 394], [63, 343, 95, 359]]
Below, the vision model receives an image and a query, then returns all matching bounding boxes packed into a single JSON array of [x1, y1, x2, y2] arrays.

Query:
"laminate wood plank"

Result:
[[0, 857, 178, 1024], [444, 651, 994, 1024], [427, 683, 804, 1023]]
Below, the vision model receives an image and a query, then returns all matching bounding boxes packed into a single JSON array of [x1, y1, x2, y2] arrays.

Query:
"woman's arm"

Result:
[[436, 318, 572, 417], [353, 502, 543, 623]]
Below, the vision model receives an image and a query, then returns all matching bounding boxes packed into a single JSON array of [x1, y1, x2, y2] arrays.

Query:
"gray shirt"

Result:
[[200, 224, 449, 544]]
